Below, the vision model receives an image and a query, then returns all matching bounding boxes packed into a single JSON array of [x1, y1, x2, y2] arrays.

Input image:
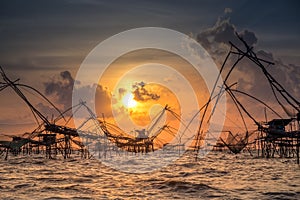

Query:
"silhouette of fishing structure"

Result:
[[213, 131, 255, 155], [0, 67, 187, 160], [77, 102, 184, 156], [1, 34, 299, 164], [0, 67, 83, 159], [193, 33, 300, 164]]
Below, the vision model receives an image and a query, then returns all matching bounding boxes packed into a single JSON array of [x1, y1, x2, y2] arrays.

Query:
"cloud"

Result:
[[95, 84, 112, 117], [118, 87, 127, 99], [224, 8, 232, 14], [44, 70, 74, 111], [196, 14, 299, 120], [197, 18, 258, 60], [132, 82, 160, 102], [35, 102, 62, 120], [38, 71, 112, 119]]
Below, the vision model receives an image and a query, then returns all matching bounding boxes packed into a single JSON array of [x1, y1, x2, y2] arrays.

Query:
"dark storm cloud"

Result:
[[37, 70, 75, 119], [196, 14, 299, 118], [40, 71, 112, 118], [132, 82, 160, 102], [197, 17, 257, 57], [44, 71, 74, 110]]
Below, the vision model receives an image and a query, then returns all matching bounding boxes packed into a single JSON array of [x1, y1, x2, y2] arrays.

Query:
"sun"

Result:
[[122, 93, 137, 108]]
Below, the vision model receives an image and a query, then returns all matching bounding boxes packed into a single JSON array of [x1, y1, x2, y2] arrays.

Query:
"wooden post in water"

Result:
[[297, 137, 299, 164]]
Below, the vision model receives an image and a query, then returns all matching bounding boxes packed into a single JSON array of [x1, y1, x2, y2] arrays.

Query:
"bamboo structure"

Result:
[[0, 68, 186, 159], [193, 33, 300, 164], [256, 117, 300, 164], [1, 34, 299, 164]]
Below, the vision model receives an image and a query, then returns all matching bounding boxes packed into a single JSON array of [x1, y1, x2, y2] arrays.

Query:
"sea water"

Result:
[[0, 152, 299, 199]]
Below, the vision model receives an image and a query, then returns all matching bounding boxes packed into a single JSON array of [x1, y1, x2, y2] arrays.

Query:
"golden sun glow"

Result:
[[122, 93, 137, 108]]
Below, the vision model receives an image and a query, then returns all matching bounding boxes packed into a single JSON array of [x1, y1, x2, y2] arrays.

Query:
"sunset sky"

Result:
[[0, 0, 299, 138]]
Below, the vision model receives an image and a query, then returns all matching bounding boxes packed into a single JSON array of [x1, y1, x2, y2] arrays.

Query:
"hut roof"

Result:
[[267, 119, 292, 126]]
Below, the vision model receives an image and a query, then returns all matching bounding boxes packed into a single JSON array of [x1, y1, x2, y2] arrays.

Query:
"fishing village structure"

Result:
[[0, 67, 184, 159], [0, 34, 299, 164], [192, 33, 299, 164]]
